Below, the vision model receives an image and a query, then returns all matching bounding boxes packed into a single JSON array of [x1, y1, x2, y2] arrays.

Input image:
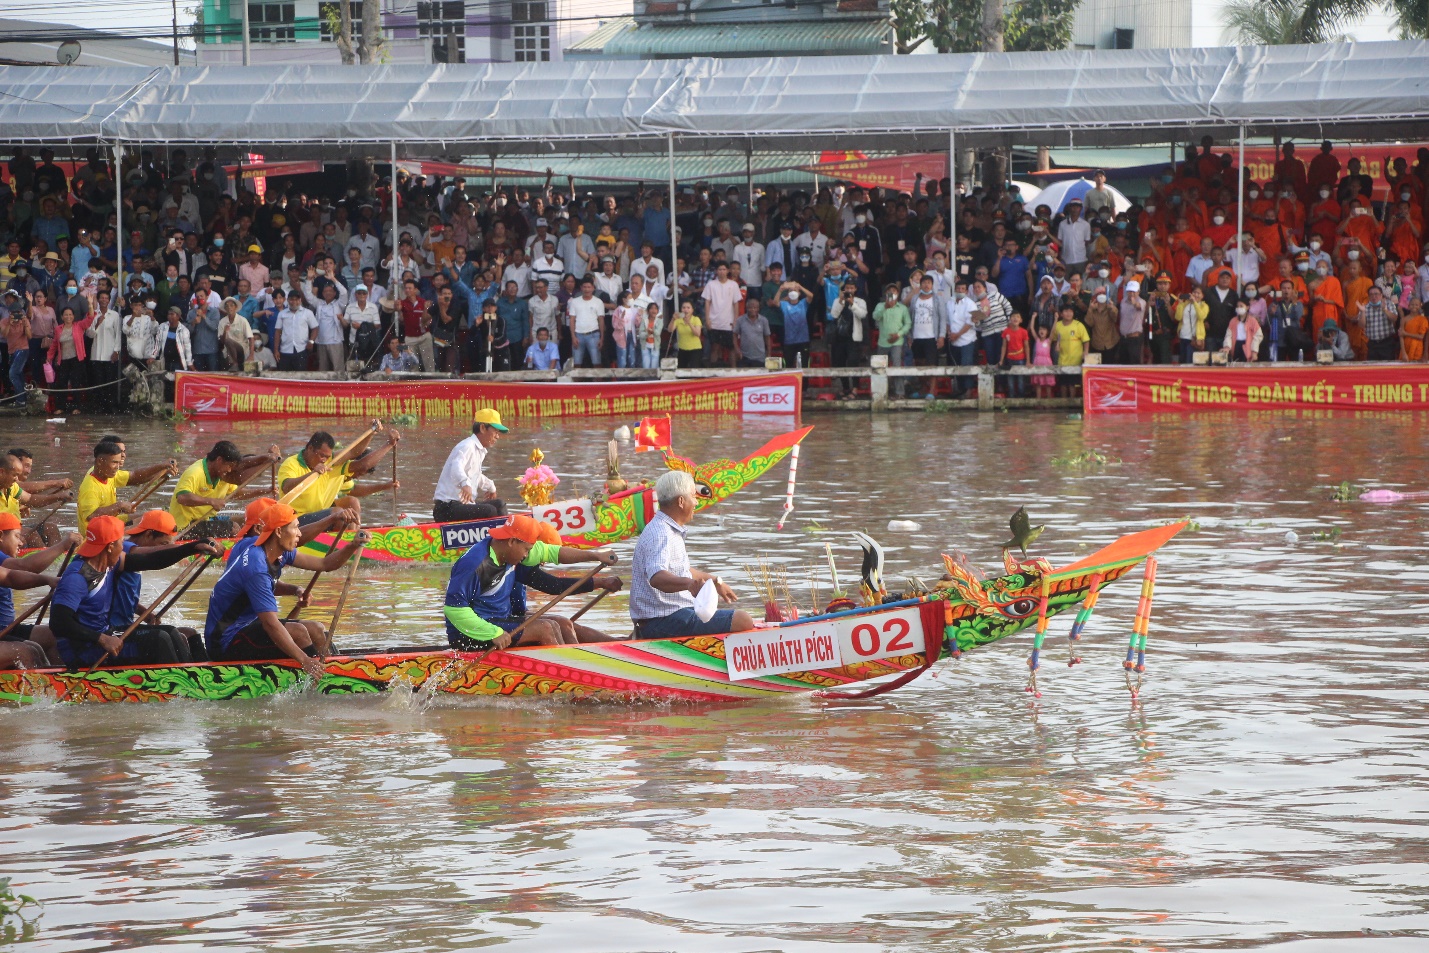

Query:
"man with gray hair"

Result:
[[628, 470, 752, 640]]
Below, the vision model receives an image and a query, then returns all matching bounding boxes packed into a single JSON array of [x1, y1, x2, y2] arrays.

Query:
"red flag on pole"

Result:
[[634, 415, 672, 452]]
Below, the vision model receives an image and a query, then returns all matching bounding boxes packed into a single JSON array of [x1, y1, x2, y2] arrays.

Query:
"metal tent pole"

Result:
[[745, 146, 753, 217], [668, 132, 678, 318], [114, 141, 125, 391], [241, 1, 251, 66], [948, 128, 957, 264], [1235, 125, 1246, 285], [390, 139, 399, 269]]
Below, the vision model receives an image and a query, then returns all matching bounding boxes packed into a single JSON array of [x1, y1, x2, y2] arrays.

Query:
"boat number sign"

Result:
[[531, 499, 596, 533], [724, 606, 924, 681], [439, 518, 505, 551]]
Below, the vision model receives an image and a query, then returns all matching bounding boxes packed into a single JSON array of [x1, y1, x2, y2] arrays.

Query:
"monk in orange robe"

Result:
[[1274, 144, 1309, 201], [1309, 266, 1345, 338], [1384, 202, 1423, 264], [1401, 301, 1428, 361], [1339, 200, 1383, 258], [1341, 260, 1373, 360], [1305, 192, 1342, 245], [1168, 219, 1201, 294], [1307, 141, 1341, 193]]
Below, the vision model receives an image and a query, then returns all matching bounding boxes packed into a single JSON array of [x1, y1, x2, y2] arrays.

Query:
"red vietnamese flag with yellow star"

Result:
[[635, 415, 672, 452]]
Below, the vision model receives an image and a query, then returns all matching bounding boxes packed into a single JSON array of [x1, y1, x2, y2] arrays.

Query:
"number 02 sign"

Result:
[[835, 606, 924, 665], [531, 498, 597, 534]]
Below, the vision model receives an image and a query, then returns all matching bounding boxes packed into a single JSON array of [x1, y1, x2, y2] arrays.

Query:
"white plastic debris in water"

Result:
[[47, 417, 66, 424], [613, 425, 632, 441], [1284, 530, 1299, 545], [887, 519, 922, 532]]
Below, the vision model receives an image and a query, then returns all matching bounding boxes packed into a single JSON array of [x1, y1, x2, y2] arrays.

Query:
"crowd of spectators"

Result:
[[1, 136, 1427, 411]]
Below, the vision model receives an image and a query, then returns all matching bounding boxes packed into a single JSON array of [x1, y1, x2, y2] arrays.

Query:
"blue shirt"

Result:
[[0, 559, 13, 627], [642, 207, 671, 248], [53, 557, 120, 667], [780, 299, 810, 345], [205, 537, 295, 653], [996, 254, 1030, 298], [109, 540, 142, 630], [496, 296, 530, 345], [525, 340, 560, 369]]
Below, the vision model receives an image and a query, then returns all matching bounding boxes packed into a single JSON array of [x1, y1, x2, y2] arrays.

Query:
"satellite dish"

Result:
[[57, 40, 81, 65]]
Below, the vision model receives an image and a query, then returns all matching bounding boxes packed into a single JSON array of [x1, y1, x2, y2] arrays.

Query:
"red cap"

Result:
[[488, 514, 540, 544], [126, 509, 177, 536], [0, 512, 21, 532], [78, 515, 125, 557]]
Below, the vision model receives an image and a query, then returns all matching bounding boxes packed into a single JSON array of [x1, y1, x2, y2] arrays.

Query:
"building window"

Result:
[[419, 0, 466, 62], [513, 0, 550, 62], [318, 1, 363, 42], [248, 2, 296, 42]]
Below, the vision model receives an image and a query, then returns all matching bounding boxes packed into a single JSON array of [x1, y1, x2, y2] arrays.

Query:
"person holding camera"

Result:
[[827, 278, 866, 398], [1268, 279, 1312, 361]]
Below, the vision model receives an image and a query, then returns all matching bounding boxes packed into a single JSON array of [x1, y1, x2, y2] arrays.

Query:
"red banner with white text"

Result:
[[1084, 365, 1429, 415], [175, 372, 803, 421]]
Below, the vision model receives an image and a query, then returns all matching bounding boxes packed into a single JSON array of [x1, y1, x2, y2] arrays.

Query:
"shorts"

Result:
[[297, 508, 333, 527], [217, 619, 317, 662], [449, 617, 527, 652], [708, 329, 734, 351], [1, 623, 34, 642], [631, 607, 738, 641]]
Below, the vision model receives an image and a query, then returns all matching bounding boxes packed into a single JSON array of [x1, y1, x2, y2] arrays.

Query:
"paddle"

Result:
[[391, 445, 399, 523], [26, 497, 68, 533], [323, 544, 363, 652], [32, 545, 76, 627], [150, 553, 218, 620], [183, 454, 282, 531], [285, 570, 324, 621], [568, 587, 609, 623], [276, 419, 382, 508], [424, 563, 607, 694], [128, 468, 175, 509], [269, 461, 277, 496]]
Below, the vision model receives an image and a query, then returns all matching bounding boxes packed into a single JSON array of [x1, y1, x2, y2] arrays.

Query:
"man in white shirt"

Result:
[[345, 285, 384, 366], [300, 271, 348, 372], [1082, 171, 1116, 216], [700, 263, 743, 366], [1055, 200, 1092, 275], [1225, 232, 1265, 288], [792, 219, 830, 269], [943, 279, 982, 398], [530, 242, 565, 290], [626, 242, 665, 287], [568, 276, 606, 367], [528, 279, 560, 337], [432, 409, 509, 523], [594, 257, 623, 313], [273, 294, 319, 371], [1186, 237, 1217, 288], [346, 220, 381, 272], [502, 248, 533, 298], [525, 218, 554, 257], [731, 224, 765, 285]]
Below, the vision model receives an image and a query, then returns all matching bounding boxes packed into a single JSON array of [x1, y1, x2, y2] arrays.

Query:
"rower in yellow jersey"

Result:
[[0, 450, 72, 518], [276, 428, 401, 525], [169, 440, 285, 536], [75, 438, 179, 535]]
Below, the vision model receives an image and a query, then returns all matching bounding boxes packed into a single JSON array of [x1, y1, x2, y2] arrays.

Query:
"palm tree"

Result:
[[1220, 0, 1376, 45], [1386, 0, 1429, 38]]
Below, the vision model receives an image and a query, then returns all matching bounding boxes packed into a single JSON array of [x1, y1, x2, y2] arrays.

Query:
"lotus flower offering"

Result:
[[517, 448, 561, 506]]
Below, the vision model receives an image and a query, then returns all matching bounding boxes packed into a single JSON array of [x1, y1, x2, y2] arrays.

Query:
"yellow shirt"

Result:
[[1054, 319, 1091, 367], [276, 452, 352, 516], [169, 458, 237, 531], [673, 315, 703, 351], [76, 469, 130, 534], [0, 483, 21, 517]]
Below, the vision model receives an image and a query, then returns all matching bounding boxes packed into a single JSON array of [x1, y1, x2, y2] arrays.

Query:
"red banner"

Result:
[[804, 152, 947, 193], [175, 372, 803, 421], [1084, 365, 1429, 415]]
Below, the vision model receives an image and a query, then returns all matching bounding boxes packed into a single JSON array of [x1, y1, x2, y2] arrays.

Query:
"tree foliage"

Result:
[[1219, 0, 1381, 45], [892, 0, 1080, 53], [1386, 0, 1429, 38]]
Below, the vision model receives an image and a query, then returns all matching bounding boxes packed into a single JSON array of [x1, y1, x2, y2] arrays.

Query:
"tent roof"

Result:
[[0, 41, 1425, 155]]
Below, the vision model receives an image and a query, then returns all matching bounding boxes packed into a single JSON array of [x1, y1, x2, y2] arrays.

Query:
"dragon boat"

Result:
[[0, 522, 1183, 706]]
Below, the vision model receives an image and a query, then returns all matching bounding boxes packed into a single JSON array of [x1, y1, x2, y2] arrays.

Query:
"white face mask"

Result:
[[1097, 268, 1109, 278], [1297, 262, 1310, 272], [1316, 268, 1329, 277], [1310, 240, 1322, 250], [1319, 190, 1330, 199], [1401, 192, 1411, 201], [1145, 204, 1156, 214], [1348, 249, 1360, 260], [1095, 293, 1107, 303], [1212, 215, 1225, 225], [1248, 189, 1260, 199], [787, 292, 799, 302], [855, 215, 866, 225], [1245, 288, 1257, 298], [1236, 305, 1248, 315]]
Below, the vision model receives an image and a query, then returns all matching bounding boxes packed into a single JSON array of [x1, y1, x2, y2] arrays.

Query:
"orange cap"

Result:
[[488, 514, 540, 544], [255, 503, 297, 545], [78, 515, 125, 557], [239, 497, 278, 537], [536, 522, 562, 546], [0, 512, 21, 532], [126, 509, 177, 536]]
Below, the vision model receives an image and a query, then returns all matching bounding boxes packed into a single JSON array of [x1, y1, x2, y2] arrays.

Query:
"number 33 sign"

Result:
[[532, 499, 596, 534]]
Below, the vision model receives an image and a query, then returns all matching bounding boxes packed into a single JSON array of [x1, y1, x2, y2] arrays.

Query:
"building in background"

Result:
[[195, 0, 575, 65], [0, 17, 196, 66], [1070, 0, 1216, 50], [566, 0, 892, 60]]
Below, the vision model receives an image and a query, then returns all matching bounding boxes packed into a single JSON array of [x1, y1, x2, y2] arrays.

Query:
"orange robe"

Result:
[[1343, 275, 1373, 359], [1308, 153, 1341, 192], [1343, 214, 1383, 254], [1306, 200, 1341, 244], [1168, 230, 1201, 293], [1402, 313, 1428, 361], [1251, 222, 1286, 263], [1310, 275, 1344, 337], [1385, 220, 1421, 265], [1274, 157, 1309, 199]]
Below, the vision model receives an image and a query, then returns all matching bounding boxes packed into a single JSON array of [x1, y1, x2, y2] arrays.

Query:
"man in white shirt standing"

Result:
[[568, 276, 606, 367], [528, 278, 560, 339], [943, 278, 982, 398], [273, 292, 319, 372], [1055, 199, 1091, 277], [731, 224, 765, 286], [626, 242, 665, 288], [700, 262, 743, 367], [432, 409, 509, 523], [792, 219, 830, 269]]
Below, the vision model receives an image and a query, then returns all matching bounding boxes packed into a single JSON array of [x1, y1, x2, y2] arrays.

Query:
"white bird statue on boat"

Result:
[[852, 531, 887, 604]]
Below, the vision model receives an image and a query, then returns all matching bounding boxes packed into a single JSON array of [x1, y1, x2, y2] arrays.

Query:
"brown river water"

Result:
[[1, 408, 1426, 951]]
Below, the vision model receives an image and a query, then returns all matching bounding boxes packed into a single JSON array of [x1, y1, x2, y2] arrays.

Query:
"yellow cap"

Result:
[[473, 409, 509, 433]]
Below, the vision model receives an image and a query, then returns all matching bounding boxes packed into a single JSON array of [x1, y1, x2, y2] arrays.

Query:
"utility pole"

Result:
[[241, 0, 251, 65], [171, 0, 179, 65]]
